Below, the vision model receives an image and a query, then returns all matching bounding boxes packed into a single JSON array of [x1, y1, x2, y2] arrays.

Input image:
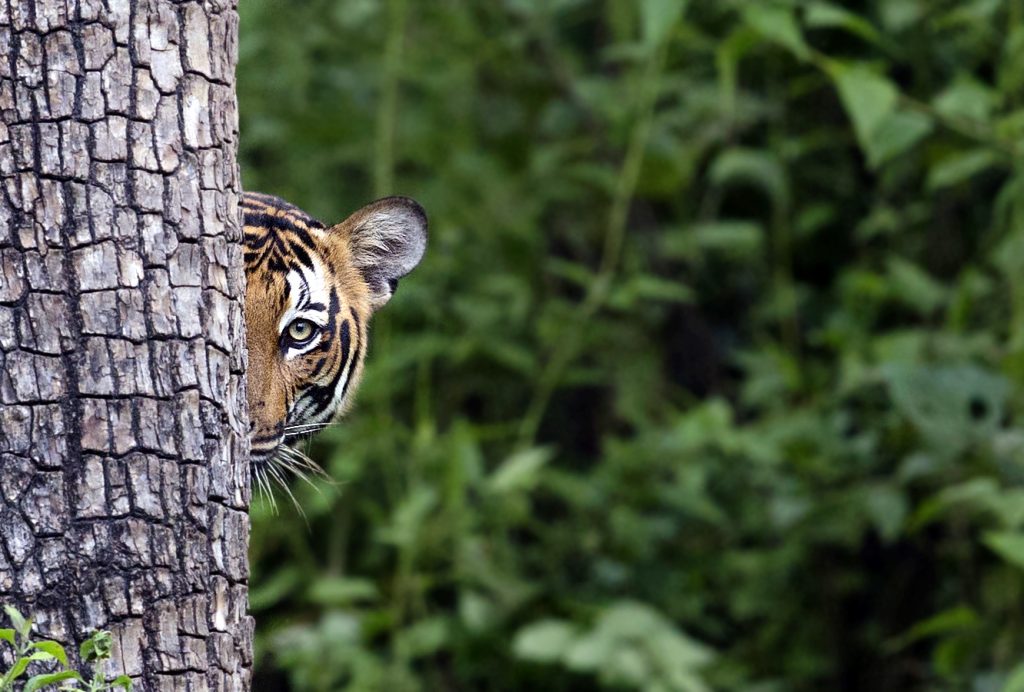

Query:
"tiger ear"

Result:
[[334, 196, 428, 309]]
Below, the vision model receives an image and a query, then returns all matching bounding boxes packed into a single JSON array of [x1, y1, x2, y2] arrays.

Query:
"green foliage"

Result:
[[238, 0, 1024, 689], [515, 602, 712, 692], [0, 606, 131, 692]]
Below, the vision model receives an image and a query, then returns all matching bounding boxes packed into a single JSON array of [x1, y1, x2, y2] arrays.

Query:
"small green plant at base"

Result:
[[0, 606, 131, 692]]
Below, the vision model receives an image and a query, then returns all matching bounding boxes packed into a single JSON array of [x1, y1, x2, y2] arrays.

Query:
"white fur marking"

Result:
[[279, 259, 330, 360]]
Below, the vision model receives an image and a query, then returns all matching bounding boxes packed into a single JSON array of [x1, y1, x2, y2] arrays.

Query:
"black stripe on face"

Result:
[[241, 193, 326, 227], [243, 212, 322, 243], [306, 288, 341, 380], [245, 227, 320, 278], [288, 269, 330, 317], [290, 243, 313, 269], [252, 427, 283, 444], [313, 319, 350, 411], [243, 227, 274, 249], [302, 317, 351, 417], [338, 308, 362, 403]]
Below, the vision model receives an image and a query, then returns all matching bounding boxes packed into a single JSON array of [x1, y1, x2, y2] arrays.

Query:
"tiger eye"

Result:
[[287, 319, 316, 343]]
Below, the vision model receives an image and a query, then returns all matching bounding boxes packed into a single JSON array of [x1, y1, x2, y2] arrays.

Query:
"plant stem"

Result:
[[374, 0, 407, 198], [371, 0, 408, 423], [517, 40, 671, 448]]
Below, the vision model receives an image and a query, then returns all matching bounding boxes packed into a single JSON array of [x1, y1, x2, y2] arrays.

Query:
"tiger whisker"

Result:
[[276, 452, 319, 482], [286, 418, 344, 430], [266, 457, 307, 521], [254, 464, 267, 510], [283, 422, 338, 434], [284, 421, 331, 430], [280, 445, 344, 489], [273, 450, 322, 493], [254, 463, 277, 515], [279, 444, 330, 478], [251, 465, 263, 507], [262, 466, 278, 514], [279, 456, 332, 496], [250, 443, 337, 517], [285, 418, 334, 428]]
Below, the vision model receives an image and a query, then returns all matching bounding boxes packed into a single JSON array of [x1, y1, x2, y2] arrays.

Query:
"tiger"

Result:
[[241, 192, 427, 489]]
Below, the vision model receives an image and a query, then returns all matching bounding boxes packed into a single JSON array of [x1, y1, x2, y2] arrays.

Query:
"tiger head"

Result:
[[241, 192, 427, 468]]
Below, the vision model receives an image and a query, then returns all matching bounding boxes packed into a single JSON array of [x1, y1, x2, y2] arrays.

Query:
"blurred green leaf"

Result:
[[886, 364, 1010, 455], [560, 602, 712, 690], [80, 630, 112, 664], [3, 606, 29, 639], [377, 487, 438, 547], [709, 148, 789, 210], [805, 2, 883, 45], [910, 478, 1001, 530], [741, 3, 810, 60], [927, 149, 1001, 190], [307, 577, 379, 606], [869, 110, 934, 167], [30, 640, 68, 668], [24, 671, 82, 692], [395, 617, 450, 660], [1004, 662, 1024, 692], [250, 565, 304, 611], [4, 657, 31, 684], [488, 448, 554, 494], [661, 221, 764, 261], [887, 606, 980, 652], [885, 256, 947, 315], [458, 591, 496, 633], [513, 620, 578, 663], [565, 631, 613, 672], [862, 483, 907, 543], [826, 61, 901, 167], [112, 674, 134, 691], [985, 532, 1024, 571], [878, 0, 925, 31], [640, 0, 688, 48], [610, 276, 694, 308], [934, 75, 997, 124]]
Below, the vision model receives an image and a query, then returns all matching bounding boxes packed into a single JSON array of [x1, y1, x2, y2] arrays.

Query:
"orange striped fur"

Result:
[[241, 192, 427, 482]]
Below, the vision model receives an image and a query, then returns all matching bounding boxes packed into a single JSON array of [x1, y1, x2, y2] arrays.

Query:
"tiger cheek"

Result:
[[243, 293, 289, 452], [308, 355, 326, 390], [283, 359, 306, 414], [247, 342, 285, 441]]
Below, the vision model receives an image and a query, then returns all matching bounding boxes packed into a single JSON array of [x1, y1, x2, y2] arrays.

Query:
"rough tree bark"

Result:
[[0, 0, 251, 689]]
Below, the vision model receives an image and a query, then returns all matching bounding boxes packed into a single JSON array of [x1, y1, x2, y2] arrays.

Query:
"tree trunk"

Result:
[[0, 0, 251, 689]]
